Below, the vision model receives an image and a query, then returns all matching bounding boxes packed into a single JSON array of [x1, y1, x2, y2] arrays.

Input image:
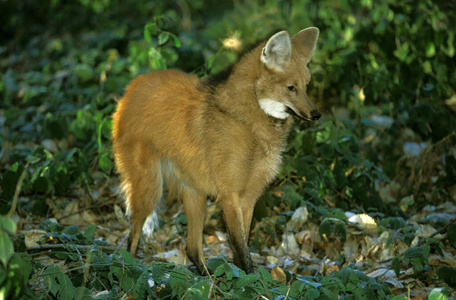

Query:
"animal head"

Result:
[[256, 27, 321, 122]]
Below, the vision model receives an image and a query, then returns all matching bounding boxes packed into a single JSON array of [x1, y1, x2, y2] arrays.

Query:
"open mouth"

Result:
[[286, 107, 317, 122]]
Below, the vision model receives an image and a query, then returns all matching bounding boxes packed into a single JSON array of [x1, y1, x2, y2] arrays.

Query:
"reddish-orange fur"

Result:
[[112, 28, 320, 273]]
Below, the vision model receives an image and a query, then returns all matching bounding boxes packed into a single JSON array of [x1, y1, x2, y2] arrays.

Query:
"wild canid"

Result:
[[112, 27, 320, 273]]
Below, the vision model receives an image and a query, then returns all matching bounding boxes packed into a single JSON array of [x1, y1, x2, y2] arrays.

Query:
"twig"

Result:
[[424, 217, 456, 241], [27, 243, 121, 253], [7, 162, 29, 217], [117, 233, 129, 253], [55, 198, 119, 222]]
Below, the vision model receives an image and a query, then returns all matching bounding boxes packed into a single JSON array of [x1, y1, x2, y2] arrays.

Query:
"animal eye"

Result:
[[287, 85, 296, 92]]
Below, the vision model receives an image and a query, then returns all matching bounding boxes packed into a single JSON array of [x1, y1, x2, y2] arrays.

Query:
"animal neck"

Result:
[[211, 73, 292, 151], [211, 53, 264, 124]]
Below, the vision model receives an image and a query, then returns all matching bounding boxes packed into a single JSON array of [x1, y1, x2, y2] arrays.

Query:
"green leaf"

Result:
[[54, 169, 70, 196], [391, 296, 410, 300], [318, 218, 331, 237], [32, 176, 51, 193], [316, 126, 331, 143], [177, 214, 187, 225], [394, 42, 409, 62], [224, 263, 240, 280], [235, 274, 259, 288], [148, 47, 166, 70], [170, 268, 193, 298], [426, 42, 436, 57], [429, 288, 449, 300], [169, 33, 181, 48], [144, 22, 157, 43], [108, 257, 149, 298], [187, 282, 211, 299], [43, 265, 75, 300], [437, 266, 456, 287], [334, 223, 347, 243], [131, 268, 151, 298], [149, 47, 162, 59], [209, 257, 228, 276], [0, 163, 25, 202], [340, 267, 356, 285], [3, 253, 34, 298], [442, 32, 455, 57], [161, 48, 179, 64], [158, 33, 169, 45], [321, 286, 340, 299], [74, 287, 93, 299], [448, 224, 456, 248], [40, 219, 63, 232], [258, 266, 273, 284], [74, 63, 94, 82], [99, 152, 113, 173], [0, 232, 14, 266], [83, 224, 97, 241], [411, 257, 424, 272], [392, 255, 401, 277], [303, 187, 321, 202], [389, 217, 406, 230], [320, 142, 334, 158], [0, 216, 17, 235], [290, 280, 305, 295], [404, 246, 424, 259], [119, 249, 134, 264], [97, 118, 111, 152], [296, 277, 322, 288], [305, 288, 320, 300]]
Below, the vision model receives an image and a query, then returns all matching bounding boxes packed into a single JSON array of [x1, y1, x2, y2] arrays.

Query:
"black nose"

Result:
[[311, 110, 321, 121]]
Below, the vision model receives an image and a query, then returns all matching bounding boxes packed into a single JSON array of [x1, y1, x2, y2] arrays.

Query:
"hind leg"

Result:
[[182, 187, 207, 273], [120, 150, 163, 257]]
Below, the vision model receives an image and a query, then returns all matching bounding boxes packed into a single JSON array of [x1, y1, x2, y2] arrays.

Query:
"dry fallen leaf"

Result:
[[347, 213, 377, 234], [59, 201, 81, 225], [367, 269, 404, 289], [428, 250, 456, 268], [325, 265, 339, 276], [205, 234, 219, 244], [25, 230, 48, 247], [265, 256, 279, 267], [280, 233, 300, 257], [343, 236, 360, 262], [286, 206, 309, 232], [153, 249, 188, 266], [271, 266, 287, 283], [414, 224, 437, 238]]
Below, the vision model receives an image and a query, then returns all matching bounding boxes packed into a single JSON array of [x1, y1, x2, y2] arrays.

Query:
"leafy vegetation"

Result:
[[1, 0, 455, 299]]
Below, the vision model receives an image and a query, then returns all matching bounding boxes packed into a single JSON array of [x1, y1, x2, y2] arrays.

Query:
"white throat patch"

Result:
[[259, 99, 289, 119]]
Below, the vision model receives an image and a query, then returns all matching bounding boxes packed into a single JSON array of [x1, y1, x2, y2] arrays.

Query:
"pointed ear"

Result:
[[291, 27, 319, 59], [260, 31, 291, 71]]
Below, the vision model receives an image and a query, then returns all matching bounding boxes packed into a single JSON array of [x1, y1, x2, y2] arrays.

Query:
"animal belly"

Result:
[[161, 157, 216, 197]]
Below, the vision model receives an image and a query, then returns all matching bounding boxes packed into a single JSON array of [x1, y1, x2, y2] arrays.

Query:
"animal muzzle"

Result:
[[310, 110, 321, 121], [286, 107, 321, 121]]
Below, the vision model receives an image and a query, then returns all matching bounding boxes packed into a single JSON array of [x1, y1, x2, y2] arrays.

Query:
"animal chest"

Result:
[[251, 135, 287, 188]]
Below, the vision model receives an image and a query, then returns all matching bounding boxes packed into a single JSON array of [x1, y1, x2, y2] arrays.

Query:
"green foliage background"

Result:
[[0, 0, 455, 298]]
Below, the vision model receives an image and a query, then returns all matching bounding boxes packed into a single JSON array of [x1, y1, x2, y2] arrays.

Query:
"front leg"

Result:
[[219, 193, 256, 273]]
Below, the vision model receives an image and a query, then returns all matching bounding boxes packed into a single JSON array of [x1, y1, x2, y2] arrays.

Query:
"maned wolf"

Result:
[[112, 27, 320, 274]]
